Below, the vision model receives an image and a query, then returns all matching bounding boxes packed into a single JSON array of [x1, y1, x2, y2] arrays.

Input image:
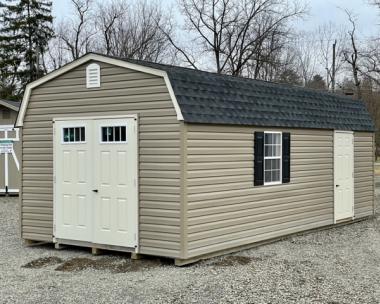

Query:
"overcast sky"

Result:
[[52, 0, 380, 37]]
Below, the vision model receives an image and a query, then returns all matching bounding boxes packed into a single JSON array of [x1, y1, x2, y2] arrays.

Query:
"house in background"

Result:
[[15, 53, 375, 265], [0, 99, 21, 195]]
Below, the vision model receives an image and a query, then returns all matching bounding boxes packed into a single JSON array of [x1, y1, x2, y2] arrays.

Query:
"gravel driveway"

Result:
[[1, 195, 380, 304]]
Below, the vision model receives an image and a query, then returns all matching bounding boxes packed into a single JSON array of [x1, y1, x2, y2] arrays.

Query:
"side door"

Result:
[[92, 118, 138, 248], [334, 131, 354, 222], [54, 120, 93, 242]]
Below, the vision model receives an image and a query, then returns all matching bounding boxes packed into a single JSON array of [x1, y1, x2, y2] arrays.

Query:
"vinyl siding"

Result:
[[21, 61, 182, 257], [354, 132, 375, 218], [183, 124, 335, 258]]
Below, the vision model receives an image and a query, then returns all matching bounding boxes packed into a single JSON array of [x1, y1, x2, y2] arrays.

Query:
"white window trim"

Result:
[[263, 131, 282, 186], [61, 125, 87, 144], [86, 63, 101, 88]]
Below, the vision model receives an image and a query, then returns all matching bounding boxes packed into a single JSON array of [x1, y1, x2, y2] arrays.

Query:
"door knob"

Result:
[[92, 189, 98, 193]]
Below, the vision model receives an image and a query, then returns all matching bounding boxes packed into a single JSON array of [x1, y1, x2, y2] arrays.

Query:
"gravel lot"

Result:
[[1, 193, 380, 304]]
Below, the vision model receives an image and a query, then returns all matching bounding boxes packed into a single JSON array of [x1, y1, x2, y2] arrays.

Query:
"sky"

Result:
[[52, 0, 380, 37]]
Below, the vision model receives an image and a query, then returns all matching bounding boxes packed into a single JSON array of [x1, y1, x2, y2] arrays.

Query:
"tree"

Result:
[[306, 74, 326, 90], [342, 11, 362, 99], [58, 0, 94, 61], [276, 68, 302, 85], [95, 0, 174, 62], [316, 22, 347, 91], [291, 32, 319, 86], [0, 0, 54, 97], [165, 0, 305, 75]]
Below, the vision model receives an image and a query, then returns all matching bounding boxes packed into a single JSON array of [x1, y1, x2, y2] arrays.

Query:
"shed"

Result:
[[16, 53, 375, 265], [0, 99, 21, 195]]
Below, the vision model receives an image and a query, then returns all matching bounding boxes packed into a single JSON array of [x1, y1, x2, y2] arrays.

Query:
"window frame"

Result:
[[61, 126, 86, 144], [99, 124, 128, 144], [263, 131, 282, 186]]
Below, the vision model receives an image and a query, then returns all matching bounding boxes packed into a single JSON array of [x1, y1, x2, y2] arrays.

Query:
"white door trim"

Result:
[[53, 114, 138, 122], [333, 130, 354, 223], [53, 116, 139, 251]]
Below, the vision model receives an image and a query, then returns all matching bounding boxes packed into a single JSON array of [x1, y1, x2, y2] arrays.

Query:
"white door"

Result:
[[54, 120, 93, 242], [93, 119, 138, 247], [334, 131, 354, 222], [54, 117, 138, 248]]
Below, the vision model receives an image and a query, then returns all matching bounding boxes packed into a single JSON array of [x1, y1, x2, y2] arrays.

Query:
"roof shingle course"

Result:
[[123, 56, 374, 131]]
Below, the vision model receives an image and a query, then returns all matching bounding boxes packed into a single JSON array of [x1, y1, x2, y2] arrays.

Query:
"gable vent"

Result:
[[86, 63, 101, 88]]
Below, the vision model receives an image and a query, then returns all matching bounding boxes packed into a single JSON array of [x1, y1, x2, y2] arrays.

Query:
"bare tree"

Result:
[[94, 0, 174, 62], [290, 32, 319, 86], [316, 22, 347, 91], [59, 0, 95, 60], [94, 0, 126, 55], [43, 30, 72, 70], [166, 0, 306, 75], [342, 11, 362, 99]]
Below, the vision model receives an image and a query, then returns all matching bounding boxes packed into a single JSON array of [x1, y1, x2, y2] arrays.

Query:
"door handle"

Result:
[[92, 189, 98, 193], [335, 185, 340, 187]]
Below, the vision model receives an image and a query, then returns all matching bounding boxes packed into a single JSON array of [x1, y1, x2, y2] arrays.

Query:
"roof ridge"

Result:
[[106, 54, 361, 103]]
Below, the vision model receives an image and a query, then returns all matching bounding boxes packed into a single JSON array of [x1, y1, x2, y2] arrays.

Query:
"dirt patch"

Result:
[[210, 256, 253, 267], [22, 256, 63, 269], [55, 257, 171, 273]]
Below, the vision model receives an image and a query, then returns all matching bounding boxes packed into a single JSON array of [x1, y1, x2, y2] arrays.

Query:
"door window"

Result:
[[62, 127, 85, 143], [101, 126, 127, 143]]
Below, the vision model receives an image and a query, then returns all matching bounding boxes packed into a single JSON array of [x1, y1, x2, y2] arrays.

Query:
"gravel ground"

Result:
[[1, 195, 380, 304]]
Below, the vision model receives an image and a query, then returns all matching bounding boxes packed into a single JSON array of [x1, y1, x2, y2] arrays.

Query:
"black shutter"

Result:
[[254, 132, 264, 186], [282, 132, 291, 183]]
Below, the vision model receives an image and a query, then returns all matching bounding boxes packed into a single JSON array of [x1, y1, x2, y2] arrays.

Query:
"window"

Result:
[[63, 127, 85, 143], [254, 131, 290, 186], [101, 126, 127, 142], [86, 63, 101, 88], [0, 125, 19, 141], [2, 109, 10, 119], [264, 132, 282, 185]]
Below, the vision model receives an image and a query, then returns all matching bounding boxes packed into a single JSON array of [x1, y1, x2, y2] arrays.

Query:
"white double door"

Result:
[[54, 117, 138, 248], [334, 131, 354, 222]]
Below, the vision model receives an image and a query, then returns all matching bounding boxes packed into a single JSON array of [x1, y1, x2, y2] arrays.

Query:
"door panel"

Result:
[[54, 121, 93, 241], [334, 131, 354, 221], [93, 119, 137, 247]]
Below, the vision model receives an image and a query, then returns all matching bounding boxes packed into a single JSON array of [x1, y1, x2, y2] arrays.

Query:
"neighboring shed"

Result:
[[0, 99, 21, 195], [16, 53, 375, 265]]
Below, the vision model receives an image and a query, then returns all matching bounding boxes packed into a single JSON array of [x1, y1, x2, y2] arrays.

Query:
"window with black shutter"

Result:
[[254, 131, 291, 186], [282, 132, 291, 183], [254, 132, 264, 186]]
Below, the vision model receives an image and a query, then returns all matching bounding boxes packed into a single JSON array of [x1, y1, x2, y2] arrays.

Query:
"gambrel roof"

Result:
[[126, 58, 375, 132], [17, 53, 375, 131]]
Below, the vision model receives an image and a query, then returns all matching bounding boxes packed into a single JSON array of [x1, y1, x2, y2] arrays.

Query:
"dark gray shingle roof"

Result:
[[126, 58, 374, 132]]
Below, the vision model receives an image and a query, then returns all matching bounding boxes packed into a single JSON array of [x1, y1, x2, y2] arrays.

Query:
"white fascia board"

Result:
[[15, 53, 184, 127]]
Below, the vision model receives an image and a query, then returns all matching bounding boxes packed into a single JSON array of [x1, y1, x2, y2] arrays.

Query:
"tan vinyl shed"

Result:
[[16, 53, 375, 265]]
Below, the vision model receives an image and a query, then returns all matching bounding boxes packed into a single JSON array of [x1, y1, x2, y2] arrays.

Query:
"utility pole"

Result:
[[332, 40, 337, 92]]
